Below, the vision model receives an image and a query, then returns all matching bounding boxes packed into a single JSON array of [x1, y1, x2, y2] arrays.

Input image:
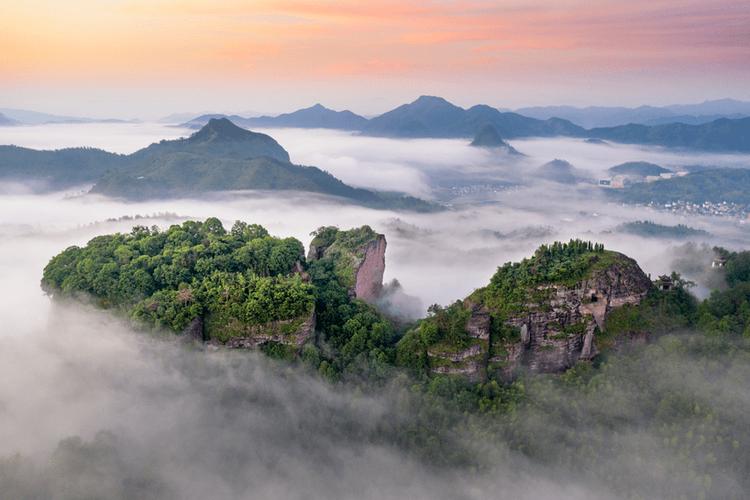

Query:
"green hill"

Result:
[[92, 154, 380, 202], [0, 118, 435, 211], [132, 117, 290, 163], [588, 118, 750, 152], [608, 161, 671, 177], [617, 221, 709, 239], [0, 145, 125, 188], [396, 240, 656, 381], [615, 168, 750, 204]]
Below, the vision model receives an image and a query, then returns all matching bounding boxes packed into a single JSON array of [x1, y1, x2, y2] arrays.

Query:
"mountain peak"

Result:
[[544, 159, 573, 168], [412, 95, 454, 107], [470, 124, 506, 147], [139, 117, 292, 163], [470, 124, 522, 154], [191, 118, 251, 142]]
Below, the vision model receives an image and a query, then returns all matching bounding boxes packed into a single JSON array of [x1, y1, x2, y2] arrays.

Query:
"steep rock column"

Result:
[[354, 235, 386, 302]]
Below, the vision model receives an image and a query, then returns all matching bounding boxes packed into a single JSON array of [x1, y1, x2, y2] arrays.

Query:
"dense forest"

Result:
[[41, 223, 750, 498], [42, 219, 314, 337]]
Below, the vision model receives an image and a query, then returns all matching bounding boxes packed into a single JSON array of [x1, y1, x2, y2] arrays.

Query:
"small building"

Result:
[[712, 257, 727, 269], [598, 179, 612, 187], [611, 175, 626, 188], [656, 275, 674, 291]]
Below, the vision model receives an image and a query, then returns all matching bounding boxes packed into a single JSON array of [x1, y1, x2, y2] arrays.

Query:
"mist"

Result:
[[2, 124, 750, 498]]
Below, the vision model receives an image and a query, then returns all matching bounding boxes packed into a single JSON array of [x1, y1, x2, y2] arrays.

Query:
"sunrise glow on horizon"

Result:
[[2, 0, 748, 117]]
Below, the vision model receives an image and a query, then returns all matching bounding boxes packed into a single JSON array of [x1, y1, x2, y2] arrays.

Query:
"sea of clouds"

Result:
[[1, 123, 749, 498]]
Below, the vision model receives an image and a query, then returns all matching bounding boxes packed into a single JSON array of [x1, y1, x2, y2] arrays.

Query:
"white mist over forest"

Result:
[[1, 123, 750, 499]]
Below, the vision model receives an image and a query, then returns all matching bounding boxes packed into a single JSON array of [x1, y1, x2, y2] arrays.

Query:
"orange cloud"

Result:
[[0, 0, 747, 85]]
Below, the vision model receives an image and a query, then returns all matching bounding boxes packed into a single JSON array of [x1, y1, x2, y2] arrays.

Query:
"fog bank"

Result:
[[1, 125, 749, 499]]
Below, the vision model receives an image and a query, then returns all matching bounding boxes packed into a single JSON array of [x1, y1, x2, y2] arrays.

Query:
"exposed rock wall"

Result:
[[354, 235, 386, 302], [428, 253, 653, 381], [308, 227, 387, 304], [427, 302, 489, 382], [206, 310, 316, 350]]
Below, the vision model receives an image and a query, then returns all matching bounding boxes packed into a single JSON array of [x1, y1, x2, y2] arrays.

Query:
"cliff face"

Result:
[[423, 252, 654, 381], [206, 311, 316, 350], [308, 226, 386, 303], [427, 302, 489, 382], [181, 309, 316, 352], [354, 235, 386, 302]]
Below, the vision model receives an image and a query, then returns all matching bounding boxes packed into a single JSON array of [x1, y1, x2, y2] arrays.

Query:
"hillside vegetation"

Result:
[[616, 168, 750, 204], [0, 118, 435, 211], [40, 224, 750, 498], [42, 219, 313, 336]]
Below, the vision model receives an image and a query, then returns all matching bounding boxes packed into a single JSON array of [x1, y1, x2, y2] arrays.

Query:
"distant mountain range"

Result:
[[5, 96, 749, 152], [0, 118, 433, 211], [361, 96, 583, 139], [588, 118, 750, 152], [0, 113, 19, 126], [515, 99, 750, 128], [0, 108, 132, 125], [174, 96, 750, 152], [181, 104, 368, 131], [179, 96, 582, 138]]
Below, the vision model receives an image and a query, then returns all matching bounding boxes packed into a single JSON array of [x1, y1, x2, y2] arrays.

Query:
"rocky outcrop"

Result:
[[354, 235, 386, 302], [427, 253, 653, 381], [307, 226, 387, 303], [426, 301, 489, 381], [207, 310, 316, 350]]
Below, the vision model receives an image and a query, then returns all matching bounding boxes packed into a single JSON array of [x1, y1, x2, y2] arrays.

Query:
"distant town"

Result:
[[634, 200, 750, 220]]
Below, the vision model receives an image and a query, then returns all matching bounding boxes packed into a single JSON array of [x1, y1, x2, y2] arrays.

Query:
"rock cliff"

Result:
[[399, 242, 654, 381], [353, 236, 386, 301], [307, 225, 386, 303], [490, 255, 652, 379], [205, 310, 316, 351]]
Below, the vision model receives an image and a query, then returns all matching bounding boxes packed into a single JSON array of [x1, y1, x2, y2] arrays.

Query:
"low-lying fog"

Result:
[[2, 122, 748, 310], [1, 123, 749, 498]]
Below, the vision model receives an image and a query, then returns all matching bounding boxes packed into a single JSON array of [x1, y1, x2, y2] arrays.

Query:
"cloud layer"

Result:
[[1, 124, 750, 498]]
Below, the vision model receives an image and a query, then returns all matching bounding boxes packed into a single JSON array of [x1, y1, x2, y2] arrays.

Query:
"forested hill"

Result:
[[588, 117, 750, 152], [90, 154, 433, 211], [614, 168, 750, 205], [41, 223, 750, 498], [0, 118, 435, 211], [0, 145, 125, 187], [130, 117, 290, 163]]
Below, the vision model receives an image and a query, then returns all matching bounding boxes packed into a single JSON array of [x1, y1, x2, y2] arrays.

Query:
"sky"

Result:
[[1, 0, 749, 118]]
